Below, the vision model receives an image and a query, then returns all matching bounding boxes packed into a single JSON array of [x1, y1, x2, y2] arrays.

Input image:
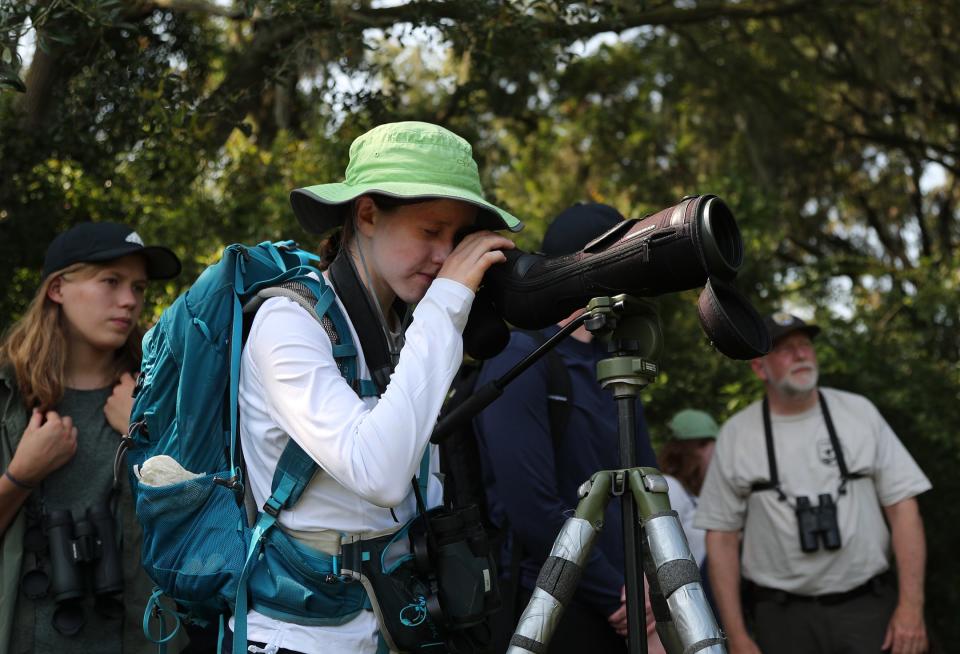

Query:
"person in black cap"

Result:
[[0, 222, 183, 653], [474, 202, 656, 653], [694, 311, 931, 654]]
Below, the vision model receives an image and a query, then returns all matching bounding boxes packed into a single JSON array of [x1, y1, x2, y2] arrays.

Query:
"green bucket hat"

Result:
[[290, 121, 523, 235], [668, 409, 719, 441]]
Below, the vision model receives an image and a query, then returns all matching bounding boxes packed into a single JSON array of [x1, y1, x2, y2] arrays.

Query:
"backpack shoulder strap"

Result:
[[246, 275, 378, 399], [327, 253, 407, 395], [497, 330, 572, 623], [0, 371, 27, 456], [252, 272, 380, 512]]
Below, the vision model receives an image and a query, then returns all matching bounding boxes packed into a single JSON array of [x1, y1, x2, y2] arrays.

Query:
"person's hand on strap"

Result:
[[9, 409, 78, 486]]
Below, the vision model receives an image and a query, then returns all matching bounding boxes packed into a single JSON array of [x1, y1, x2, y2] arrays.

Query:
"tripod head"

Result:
[[582, 295, 662, 398], [433, 294, 663, 444]]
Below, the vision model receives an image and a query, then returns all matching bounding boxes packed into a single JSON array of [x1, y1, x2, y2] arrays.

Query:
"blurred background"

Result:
[[1, 0, 957, 643]]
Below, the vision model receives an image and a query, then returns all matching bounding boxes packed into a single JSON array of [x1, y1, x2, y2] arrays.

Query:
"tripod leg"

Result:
[[629, 469, 726, 654], [506, 471, 612, 654]]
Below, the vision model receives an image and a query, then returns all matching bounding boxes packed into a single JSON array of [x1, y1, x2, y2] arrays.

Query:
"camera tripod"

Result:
[[432, 295, 726, 654]]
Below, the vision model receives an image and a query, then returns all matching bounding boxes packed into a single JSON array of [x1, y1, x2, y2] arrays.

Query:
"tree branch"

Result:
[[856, 191, 908, 267], [935, 184, 954, 261], [148, 0, 246, 19], [908, 156, 933, 259], [339, 0, 830, 39]]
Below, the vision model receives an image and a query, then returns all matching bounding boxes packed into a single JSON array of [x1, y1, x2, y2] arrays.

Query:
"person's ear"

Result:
[[354, 196, 378, 238], [750, 357, 767, 381], [46, 276, 65, 305]]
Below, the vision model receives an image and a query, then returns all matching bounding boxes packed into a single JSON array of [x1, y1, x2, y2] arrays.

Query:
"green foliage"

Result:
[[1, 0, 958, 642]]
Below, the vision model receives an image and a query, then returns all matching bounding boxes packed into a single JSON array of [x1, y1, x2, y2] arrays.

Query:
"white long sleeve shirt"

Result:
[[235, 275, 473, 653]]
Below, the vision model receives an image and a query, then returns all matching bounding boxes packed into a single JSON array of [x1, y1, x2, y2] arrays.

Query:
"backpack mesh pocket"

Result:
[[136, 471, 248, 608]]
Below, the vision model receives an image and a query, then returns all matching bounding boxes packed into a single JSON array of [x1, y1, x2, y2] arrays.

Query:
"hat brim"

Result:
[[83, 244, 182, 280], [290, 182, 523, 235], [670, 432, 718, 441], [770, 324, 821, 345]]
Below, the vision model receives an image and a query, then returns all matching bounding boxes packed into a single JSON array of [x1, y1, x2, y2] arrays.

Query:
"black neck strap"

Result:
[[327, 252, 407, 395], [755, 397, 787, 501], [816, 390, 863, 493], [329, 252, 419, 524], [752, 391, 863, 499]]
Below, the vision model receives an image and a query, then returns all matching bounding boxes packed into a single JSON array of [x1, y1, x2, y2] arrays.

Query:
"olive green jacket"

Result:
[[0, 367, 187, 653], [0, 366, 29, 652]]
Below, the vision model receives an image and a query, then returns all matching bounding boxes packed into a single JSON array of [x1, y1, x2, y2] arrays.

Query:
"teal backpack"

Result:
[[122, 241, 375, 653]]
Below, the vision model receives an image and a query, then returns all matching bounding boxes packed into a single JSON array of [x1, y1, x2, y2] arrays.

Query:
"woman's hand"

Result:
[[437, 230, 514, 293], [8, 410, 78, 485], [104, 372, 136, 435]]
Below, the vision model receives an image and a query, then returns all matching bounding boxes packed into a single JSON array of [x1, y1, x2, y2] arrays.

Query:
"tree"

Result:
[[2, 0, 957, 642], [0, 0, 839, 317]]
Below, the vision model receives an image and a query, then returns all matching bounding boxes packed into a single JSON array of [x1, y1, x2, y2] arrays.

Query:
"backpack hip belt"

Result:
[[283, 524, 399, 556]]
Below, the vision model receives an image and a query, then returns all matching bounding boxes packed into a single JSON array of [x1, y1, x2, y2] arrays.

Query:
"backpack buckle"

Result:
[[127, 419, 148, 438], [338, 537, 364, 582], [132, 374, 146, 398], [213, 475, 245, 499], [262, 497, 283, 519]]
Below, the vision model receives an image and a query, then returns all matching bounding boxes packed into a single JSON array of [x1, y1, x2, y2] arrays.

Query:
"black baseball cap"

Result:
[[42, 222, 181, 280], [541, 202, 623, 256], [764, 311, 820, 346]]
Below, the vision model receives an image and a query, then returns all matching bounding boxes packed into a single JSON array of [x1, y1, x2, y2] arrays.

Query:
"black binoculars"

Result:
[[20, 502, 124, 636], [795, 494, 842, 553], [46, 503, 124, 600], [408, 504, 500, 650]]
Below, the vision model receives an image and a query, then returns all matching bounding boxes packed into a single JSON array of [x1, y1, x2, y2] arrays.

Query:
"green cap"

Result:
[[290, 121, 523, 235], [668, 409, 719, 440]]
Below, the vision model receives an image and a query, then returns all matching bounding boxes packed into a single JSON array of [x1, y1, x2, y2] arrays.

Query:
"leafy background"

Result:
[[2, 0, 957, 644]]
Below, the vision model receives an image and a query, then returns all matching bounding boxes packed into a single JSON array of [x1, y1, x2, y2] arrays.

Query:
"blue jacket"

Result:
[[474, 328, 656, 617]]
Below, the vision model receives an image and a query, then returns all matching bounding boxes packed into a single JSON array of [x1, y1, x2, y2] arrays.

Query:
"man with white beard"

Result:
[[694, 312, 931, 654]]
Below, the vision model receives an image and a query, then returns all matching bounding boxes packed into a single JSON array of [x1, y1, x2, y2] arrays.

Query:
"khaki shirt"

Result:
[[694, 387, 930, 595]]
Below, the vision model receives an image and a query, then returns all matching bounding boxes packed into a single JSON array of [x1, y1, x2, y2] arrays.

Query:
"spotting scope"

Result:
[[465, 194, 769, 360]]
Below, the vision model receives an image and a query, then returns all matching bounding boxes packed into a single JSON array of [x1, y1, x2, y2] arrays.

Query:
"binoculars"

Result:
[[795, 494, 842, 553], [20, 503, 124, 636], [464, 194, 771, 361], [408, 504, 501, 651]]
